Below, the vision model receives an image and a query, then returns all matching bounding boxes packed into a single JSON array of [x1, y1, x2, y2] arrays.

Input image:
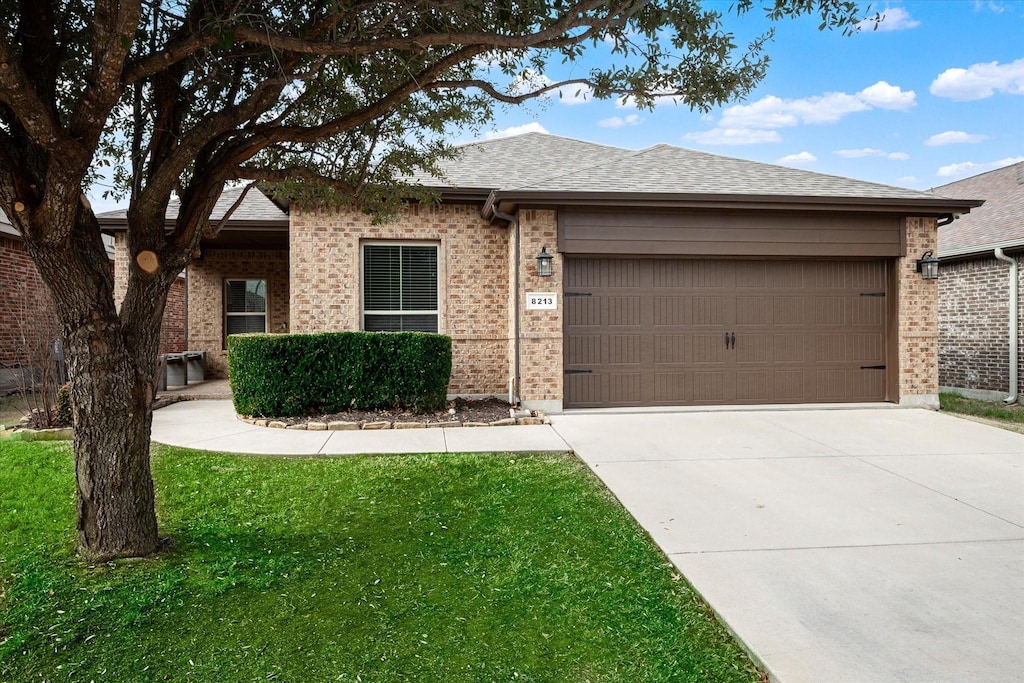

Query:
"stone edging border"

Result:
[[237, 411, 551, 431], [6, 426, 74, 441]]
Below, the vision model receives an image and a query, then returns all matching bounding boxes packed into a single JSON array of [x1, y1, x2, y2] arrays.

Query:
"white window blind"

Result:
[[225, 279, 267, 337], [363, 244, 438, 333]]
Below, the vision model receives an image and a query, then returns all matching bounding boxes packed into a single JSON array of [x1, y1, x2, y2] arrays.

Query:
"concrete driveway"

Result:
[[550, 408, 1024, 683]]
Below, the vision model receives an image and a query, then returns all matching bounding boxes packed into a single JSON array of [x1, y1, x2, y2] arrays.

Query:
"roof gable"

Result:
[[97, 185, 289, 227], [935, 162, 1023, 255]]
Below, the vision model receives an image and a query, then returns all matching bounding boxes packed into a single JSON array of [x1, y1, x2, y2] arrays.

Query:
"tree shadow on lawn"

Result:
[[1, 446, 761, 682]]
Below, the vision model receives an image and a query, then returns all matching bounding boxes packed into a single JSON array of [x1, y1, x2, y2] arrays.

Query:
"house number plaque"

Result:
[[526, 292, 557, 310]]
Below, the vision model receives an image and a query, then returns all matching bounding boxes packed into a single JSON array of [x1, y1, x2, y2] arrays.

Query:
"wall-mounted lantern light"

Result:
[[536, 247, 554, 277], [916, 251, 939, 280]]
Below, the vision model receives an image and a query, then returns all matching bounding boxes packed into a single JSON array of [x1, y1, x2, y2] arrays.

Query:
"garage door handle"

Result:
[[860, 365, 886, 370], [565, 368, 593, 374], [725, 332, 735, 349]]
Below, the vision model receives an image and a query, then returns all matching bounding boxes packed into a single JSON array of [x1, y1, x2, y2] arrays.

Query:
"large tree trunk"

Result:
[[66, 318, 160, 560], [26, 209, 176, 561]]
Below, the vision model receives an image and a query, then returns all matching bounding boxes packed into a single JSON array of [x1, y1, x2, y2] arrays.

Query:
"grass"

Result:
[[0, 441, 760, 682], [940, 392, 1024, 434]]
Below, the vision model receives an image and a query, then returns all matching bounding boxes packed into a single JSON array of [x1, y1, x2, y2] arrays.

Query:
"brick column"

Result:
[[517, 209, 563, 412], [897, 217, 939, 408]]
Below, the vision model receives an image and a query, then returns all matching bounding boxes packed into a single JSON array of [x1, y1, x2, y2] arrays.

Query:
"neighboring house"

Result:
[[1, 209, 184, 392], [100, 133, 979, 412], [935, 162, 1023, 402]]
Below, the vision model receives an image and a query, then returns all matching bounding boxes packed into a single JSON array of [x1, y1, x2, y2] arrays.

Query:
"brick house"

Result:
[[935, 162, 1023, 402], [101, 133, 979, 412], [1, 210, 185, 392]]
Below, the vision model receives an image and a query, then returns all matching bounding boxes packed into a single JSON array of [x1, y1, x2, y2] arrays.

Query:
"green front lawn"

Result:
[[0, 441, 760, 682]]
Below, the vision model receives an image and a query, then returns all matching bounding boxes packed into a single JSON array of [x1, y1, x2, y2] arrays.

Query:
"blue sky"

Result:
[[473, 0, 1023, 193]]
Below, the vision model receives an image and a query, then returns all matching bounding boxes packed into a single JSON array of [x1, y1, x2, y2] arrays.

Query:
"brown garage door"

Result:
[[564, 258, 888, 408]]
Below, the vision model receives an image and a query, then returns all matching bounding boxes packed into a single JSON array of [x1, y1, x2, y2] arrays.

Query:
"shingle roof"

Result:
[[513, 142, 946, 200], [406, 133, 632, 190], [415, 133, 965, 205], [97, 185, 288, 225], [935, 162, 1024, 255]]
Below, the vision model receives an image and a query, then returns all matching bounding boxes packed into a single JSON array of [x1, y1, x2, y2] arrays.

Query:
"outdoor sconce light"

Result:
[[536, 247, 554, 277], [916, 251, 939, 280]]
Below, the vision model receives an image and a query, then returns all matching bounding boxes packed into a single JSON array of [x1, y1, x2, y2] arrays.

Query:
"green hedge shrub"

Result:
[[227, 332, 452, 417]]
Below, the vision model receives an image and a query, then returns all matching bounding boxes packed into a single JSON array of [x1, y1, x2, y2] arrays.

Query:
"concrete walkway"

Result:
[[151, 399, 571, 454], [550, 409, 1024, 683]]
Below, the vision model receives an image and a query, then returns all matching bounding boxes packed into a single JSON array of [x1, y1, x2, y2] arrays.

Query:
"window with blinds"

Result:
[[363, 244, 439, 333], [225, 279, 267, 340]]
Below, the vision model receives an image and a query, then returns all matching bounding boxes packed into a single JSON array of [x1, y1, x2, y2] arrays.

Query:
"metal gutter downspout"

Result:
[[482, 193, 520, 406], [993, 248, 1019, 404]]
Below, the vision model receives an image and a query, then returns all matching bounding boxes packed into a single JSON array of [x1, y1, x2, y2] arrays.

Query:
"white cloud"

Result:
[[598, 114, 644, 129], [682, 128, 783, 146], [924, 130, 989, 146], [930, 58, 1024, 101], [973, 1, 1011, 14], [936, 156, 1024, 178], [856, 7, 921, 32], [777, 152, 817, 165], [858, 81, 918, 110], [687, 81, 915, 146], [483, 123, 550, 140], [897, 176, 920, 185], [834, 148, 909, 160]]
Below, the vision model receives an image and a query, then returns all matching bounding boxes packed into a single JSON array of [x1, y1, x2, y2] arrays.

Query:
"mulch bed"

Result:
[[261, 397, 515, 427]]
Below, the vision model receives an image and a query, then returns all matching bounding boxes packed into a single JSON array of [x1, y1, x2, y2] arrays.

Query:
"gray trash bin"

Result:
[[184, 351, 205, 382], [165, 353, 186, 387]]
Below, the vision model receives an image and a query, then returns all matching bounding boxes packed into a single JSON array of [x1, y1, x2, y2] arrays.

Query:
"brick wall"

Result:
[[0, 234, 58, 368], [290, 203, 509, 395], [185, 248, 289, 378], [160, 277, 186, 355], [516, 209, 563, 409], [897, 217, 940, 405], [939, 253, 1024, 395]]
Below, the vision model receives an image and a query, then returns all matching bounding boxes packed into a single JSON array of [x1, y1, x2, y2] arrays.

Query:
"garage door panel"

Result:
[[653, 296, 690, 326], [609, 335, 642, 365], [608, 373, 643, 404], [851, 296, 885, 325], [736, 370, 770, 402], [654, 372, 690, 403], [654, 334, 690, 364], [693, 334, 728, 365], [772, 296, 806, 326], [848, 333, 885, 363], [564, 258, 888, 408], [814, 297, 847, 325], [566, 334, 601, 365], [772, 333, 808, 363], [773, 370, 806, 401], [737, 333, 769, 364]]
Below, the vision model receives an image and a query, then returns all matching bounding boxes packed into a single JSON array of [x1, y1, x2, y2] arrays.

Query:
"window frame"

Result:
[[223, 278, 268, 347], [361, 241, 441, 333]]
